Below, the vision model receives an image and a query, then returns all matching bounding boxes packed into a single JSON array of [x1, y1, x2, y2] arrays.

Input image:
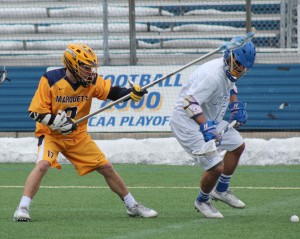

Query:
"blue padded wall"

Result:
[[0, 67, 47, 132], [231, 64, 300, 130], [0, 65, 299, 132]]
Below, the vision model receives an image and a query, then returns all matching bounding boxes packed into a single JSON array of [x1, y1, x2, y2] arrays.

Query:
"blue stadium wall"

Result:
[[0, 65, 299, 132]]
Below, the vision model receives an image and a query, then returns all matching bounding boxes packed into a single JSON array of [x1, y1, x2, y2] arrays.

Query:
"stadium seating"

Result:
[[0, 0, 284, 66]]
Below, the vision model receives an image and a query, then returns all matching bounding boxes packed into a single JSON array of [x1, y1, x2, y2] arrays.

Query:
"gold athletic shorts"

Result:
[[36, 133, 109, 176]]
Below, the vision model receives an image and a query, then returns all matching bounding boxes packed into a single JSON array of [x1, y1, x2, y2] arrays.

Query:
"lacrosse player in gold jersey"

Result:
[[13, 43, 158, 222]]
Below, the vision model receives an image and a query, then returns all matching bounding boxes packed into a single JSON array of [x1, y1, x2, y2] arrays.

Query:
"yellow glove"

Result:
[[129, 84, 148, 102]]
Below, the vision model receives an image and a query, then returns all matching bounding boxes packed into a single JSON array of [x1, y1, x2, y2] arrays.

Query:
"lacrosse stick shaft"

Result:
[[74, 50, 219, 124], [142, 32, 255, 92], [74, 32, 255, 124], [220, 120, 237, 136]]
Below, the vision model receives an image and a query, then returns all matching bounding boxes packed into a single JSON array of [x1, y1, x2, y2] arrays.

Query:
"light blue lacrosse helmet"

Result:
[[223, 37, 256, 82]]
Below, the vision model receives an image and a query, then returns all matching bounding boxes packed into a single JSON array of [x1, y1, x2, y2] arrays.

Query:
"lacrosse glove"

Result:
[[130, 84, 148, 102], [229, 101, 248, 128], [50, 110, 68, 131], [49, 110, 77, 135], [59, 118, 77, 135], [199, 120, 222, 146]]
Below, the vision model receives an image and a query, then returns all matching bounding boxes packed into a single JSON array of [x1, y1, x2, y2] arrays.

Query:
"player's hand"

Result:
[[199, 120, 222, 146], [50, 110, 68, 131], [59, 117, 77, 135], [229, 101, 247, 128], [129, 84, 148, 102]]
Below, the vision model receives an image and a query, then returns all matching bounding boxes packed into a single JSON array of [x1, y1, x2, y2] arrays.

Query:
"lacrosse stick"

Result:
[[74, 31, 255, 124], [192, 120, 237, 157], [0, 66, 11, 85]]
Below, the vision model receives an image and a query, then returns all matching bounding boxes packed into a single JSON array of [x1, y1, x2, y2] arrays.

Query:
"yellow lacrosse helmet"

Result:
[[63, 43, 99, 87]]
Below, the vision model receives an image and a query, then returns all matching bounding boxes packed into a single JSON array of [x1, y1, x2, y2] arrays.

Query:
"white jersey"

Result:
[[171, 57, 236, 130]]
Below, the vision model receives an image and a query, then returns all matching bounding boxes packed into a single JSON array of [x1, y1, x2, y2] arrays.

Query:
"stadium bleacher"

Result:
[[0, 0, 292, 66]]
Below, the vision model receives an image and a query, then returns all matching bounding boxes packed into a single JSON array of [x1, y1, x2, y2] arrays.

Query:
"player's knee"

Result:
[[208, 162, 223, 177], [36, 160, 51, 174], [234, 142, 245, 155], [97, 162, 115, 176]]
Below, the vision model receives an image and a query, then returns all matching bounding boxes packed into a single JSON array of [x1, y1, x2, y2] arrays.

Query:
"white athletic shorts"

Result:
[[170, 120, 244, 171]]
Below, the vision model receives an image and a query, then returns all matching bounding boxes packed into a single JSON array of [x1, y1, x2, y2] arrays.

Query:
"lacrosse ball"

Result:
[[290, 215, 299, 223]]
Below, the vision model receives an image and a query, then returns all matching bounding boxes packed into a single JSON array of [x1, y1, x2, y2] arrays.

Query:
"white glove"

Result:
[[60, 118, 77, 135], [50, 110, 68, 131]]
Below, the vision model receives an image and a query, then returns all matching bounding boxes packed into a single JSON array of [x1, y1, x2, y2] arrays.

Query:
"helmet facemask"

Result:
[[76, 61, 98, 87], [223, 38, 256, 83], [225, 51, 250, 82]]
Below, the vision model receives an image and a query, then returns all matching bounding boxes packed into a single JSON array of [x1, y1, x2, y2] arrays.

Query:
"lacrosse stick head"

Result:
[[0, 67, 11, 85], [192, 140, 218, 157], [192, 120, 237, 157], [63, 44, 99, 88], [223, 37, 256, 82]]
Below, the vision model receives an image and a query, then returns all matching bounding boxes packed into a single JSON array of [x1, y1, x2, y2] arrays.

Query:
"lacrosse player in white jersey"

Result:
[[170, 37, 256, 218]]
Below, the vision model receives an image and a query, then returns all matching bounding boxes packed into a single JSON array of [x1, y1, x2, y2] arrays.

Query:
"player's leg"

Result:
[[170, 121, 223, 218], [194, 162, 224, 218], [210, 122, 246, 208], [95, 162, 128, 198], [96, 163, 158, 218], [223, 142, 245, 176], [13, 160, 50, 222], [13, 135, 63, 222], [65, 134, 158, 218], [23, 160, 51, 198]]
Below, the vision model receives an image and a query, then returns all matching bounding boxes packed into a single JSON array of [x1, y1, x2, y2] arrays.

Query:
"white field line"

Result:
[[1, 186, 300, 190]]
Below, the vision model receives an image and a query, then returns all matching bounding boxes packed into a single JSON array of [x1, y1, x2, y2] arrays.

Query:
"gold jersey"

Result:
[[29, 68, 111, 138]]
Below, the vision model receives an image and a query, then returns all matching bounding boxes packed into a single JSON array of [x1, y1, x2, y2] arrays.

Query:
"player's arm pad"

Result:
[[182, 95, 203, 120], [29, 111, 56, 125], [29, 110, 72, 133], [107, 86, 131, 101]]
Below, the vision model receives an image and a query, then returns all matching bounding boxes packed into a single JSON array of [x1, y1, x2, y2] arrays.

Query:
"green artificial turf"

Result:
[[1, 163, 300, 239]]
